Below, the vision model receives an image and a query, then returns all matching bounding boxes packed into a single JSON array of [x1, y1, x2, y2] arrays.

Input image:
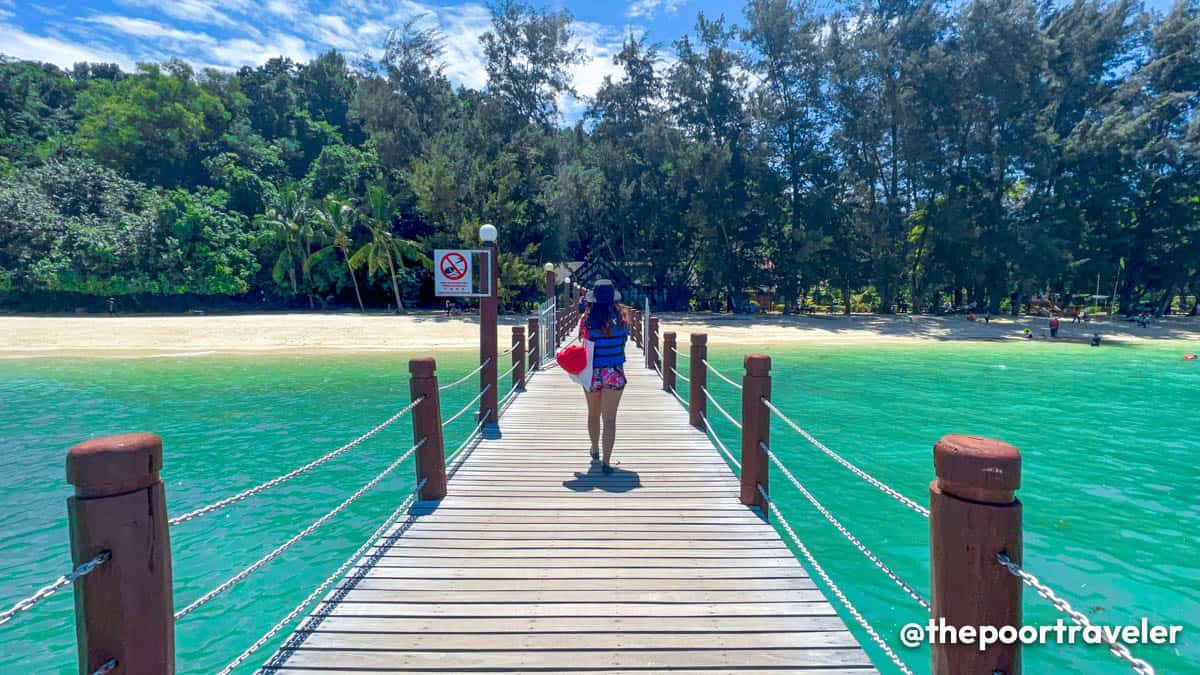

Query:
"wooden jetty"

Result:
[[53, 253, 1039, 675], [263, 347, 876, 673]]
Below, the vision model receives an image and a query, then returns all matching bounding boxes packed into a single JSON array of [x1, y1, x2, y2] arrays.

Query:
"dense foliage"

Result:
[[0, 0, 1196, 314]]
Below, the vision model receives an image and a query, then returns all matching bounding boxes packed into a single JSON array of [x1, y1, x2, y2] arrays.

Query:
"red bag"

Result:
[[556, 343, 589, 375]]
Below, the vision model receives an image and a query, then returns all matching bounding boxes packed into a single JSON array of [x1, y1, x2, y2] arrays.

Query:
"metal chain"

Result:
[[761, 398, 929, 518], [442, 384, 492, 428], [168, 398, 424, 527], [997, 554, 1156, 675], [218, 483, 425, 675], [762, 442, 929, 610], [671, 367, 690, 383], [174, 438, 426, 621], [445, 408, 492, 468], [91, 658, 118, 675], [668, 387, 687, 409], [670, 346, 688, 361], [0, 551, 110, 627], [702, 387, 743, 430], [438, 358, 492, 392], [760, 484, 916, 675], [499, 361, 519, 380], [699, 413, 741, 470], [702, 359, 743, 390], [654, 363, 664, 380]]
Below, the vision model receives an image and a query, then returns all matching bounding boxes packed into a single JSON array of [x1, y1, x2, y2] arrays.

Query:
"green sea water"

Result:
[[1, 341, 1197, 673]]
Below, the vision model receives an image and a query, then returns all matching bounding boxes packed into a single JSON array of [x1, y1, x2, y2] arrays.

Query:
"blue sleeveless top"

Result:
[[585, 324, 628, 369]]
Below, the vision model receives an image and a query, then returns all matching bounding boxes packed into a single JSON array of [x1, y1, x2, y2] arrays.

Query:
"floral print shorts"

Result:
[[588, 367, 627, 392]]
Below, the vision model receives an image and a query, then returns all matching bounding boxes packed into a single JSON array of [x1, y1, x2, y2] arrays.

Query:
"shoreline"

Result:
[[0, 312, 1196, 358]]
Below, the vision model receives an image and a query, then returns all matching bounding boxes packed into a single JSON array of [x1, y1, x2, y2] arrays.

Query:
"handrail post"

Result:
[[409, 358, 447, 500], [512, 326, 526, 391], [647, 317, 659, 370], [740, 355, 771, 515], [66, 433, 175, 675], [662, 332, 677, 393], [545, 269, 555, 306], [527, 317, 539, 371], [688, 333, 707, 428], [930, 434, 1022, 675], [480, 239, 499, 424]]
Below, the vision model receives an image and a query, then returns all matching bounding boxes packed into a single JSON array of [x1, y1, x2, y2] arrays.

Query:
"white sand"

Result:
[[0, 311, 1195, 357]]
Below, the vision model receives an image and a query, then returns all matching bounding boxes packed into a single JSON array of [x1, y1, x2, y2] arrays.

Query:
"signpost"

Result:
[[435, 249, 491, 297]]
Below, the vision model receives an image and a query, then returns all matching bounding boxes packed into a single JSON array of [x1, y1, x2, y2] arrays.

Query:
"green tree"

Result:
[[351, 186, 428, 313], [312, 194, 365, 311]]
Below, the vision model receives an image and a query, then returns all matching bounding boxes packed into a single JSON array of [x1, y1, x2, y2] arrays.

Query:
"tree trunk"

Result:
[[346, 258, 365, 312], [842, 283, 852, 316], [386, 252, 405, 314]]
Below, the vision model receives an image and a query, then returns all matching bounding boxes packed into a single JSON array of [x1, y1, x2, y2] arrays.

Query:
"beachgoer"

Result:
[[579, 280, 628, 475], [984, 310, 991, 324], [1082, 309, 1090, 323], [1049, 317, 1060, 338], [445, 300, 452, 316], [968, 312, 976, 322], [106, 297, 116, 316], [1091, 333, 1101, 347], [1072, 307, 1080, 324]]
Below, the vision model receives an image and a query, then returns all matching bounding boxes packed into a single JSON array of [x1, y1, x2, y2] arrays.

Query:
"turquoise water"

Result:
[[1, 342, 1197, 673]]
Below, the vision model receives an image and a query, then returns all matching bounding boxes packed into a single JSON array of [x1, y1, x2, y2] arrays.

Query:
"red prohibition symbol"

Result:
[[440, 252, 468, 281]]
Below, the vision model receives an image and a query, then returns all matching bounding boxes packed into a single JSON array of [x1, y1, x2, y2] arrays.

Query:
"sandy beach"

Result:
[[1, 311, 1197, 357]]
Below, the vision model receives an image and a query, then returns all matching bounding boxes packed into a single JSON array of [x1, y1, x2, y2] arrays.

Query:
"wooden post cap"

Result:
[[691, 333, 708, 345], [66, 433, 162, 498], [744, 354, 771, 376], [409, 357, 437, 378], [934, 434, 1021, 504], [514, 326, 525, 335]]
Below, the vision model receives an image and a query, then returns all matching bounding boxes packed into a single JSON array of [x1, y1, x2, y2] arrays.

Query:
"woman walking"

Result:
[[580, 280, 628, 474]]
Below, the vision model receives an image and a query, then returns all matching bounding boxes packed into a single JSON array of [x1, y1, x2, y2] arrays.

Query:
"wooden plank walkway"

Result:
[[264, 347, 876, 673]]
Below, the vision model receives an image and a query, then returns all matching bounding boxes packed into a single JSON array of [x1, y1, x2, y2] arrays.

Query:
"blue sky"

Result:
[[0, 0, 1177, 117], [0, 1, 751, 116]]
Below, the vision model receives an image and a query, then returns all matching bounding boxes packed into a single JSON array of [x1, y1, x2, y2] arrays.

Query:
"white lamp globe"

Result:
[[564, 276, 571, 285], [479, 224, 498, 243], [544, 262, 555, 272]]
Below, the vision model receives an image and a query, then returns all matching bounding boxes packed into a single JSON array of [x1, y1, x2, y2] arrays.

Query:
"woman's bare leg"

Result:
[[585, 389, 602, 457], [600, 387, 624, 465]]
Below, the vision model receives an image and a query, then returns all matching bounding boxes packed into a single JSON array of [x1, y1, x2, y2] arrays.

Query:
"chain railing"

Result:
[[91, 658, 118, 675], [698, 413, 740, 470], [218, 480, 426, 675], [701, 386, 742, 430], [671, 367, 689, 383], [702, 359, 742, 390], [758, 484, 917, 675], [761, 442, 929, 610], [997, 554, 1156, 675], [438, 358, 492, 392], [174, 437, 427, 621], [761, 397, 929, 518], [441, 384, 492, 428], [168, 398, 425, 527], [0, 551, 111, 628]]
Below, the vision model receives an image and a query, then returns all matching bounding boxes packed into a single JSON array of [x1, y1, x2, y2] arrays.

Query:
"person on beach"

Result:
[[579, 280, 628, 474], [1050, 317, 1060, 338]]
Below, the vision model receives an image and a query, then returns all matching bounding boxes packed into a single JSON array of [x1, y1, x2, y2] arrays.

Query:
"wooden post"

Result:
[[646, 317, 659, 370], [480, 240, 499, 424], [662, 332, 677, 393], [66, 433, 175, 675], [930, 434, 1022, 675], [512, 325, 526, 391], [409, 358, 447, 500], [545, 269, 555, 305], [688, 333, 708, 428], [740, 355, 771, 514], [527, 317, 539, 371]]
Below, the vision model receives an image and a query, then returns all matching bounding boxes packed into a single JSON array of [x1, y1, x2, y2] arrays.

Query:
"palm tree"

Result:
[[312, 195, 366, 312], [261, 182, 307, 298], [350, 186, 429, 313]]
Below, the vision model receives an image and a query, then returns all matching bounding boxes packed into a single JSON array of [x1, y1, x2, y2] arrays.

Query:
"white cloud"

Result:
[[114, 0, 251, 29], [0, 22, 134, 68], [87, 15, 216, 44], [204, 33, 314, 68], [626, 0, 686, 20]]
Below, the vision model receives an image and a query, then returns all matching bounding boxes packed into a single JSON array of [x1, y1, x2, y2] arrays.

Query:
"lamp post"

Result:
[[479, 224, 499, 425], [544, 262, 555, 305]]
